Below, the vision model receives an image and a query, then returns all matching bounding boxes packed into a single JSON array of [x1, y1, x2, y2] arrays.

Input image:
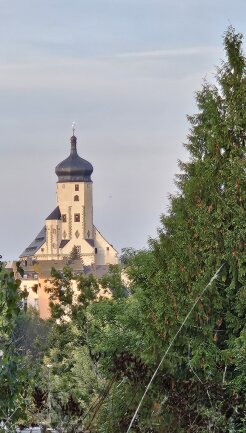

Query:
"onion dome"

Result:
[[55, 135, 93, 182]]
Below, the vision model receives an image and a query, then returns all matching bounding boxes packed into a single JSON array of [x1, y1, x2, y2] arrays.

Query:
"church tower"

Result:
[[20, 131, 118, 268], [56, 134, 93, 245]]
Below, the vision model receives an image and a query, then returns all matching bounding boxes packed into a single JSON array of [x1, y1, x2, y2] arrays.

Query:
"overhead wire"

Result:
[[126, 264, 224, 433]]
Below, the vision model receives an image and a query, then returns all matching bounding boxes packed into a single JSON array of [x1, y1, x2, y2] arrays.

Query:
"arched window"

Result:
[[74, 195, 79, 202]]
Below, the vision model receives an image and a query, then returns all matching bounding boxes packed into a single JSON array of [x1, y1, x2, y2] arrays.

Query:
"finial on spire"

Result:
[[72, 121, 76, 136]]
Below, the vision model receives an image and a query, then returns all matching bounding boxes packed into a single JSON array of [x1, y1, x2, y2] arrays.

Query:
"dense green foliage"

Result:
[[1, 27, 246, 432], [86, 27, 246, 432], [0, 262, 30, 432], [0, 262, 52, 431]]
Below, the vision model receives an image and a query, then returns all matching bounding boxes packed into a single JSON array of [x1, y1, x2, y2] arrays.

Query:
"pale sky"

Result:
[[0, 0, 245, 260]]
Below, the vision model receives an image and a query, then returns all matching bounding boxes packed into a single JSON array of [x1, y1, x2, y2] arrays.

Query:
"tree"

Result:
[[43, 267, 104, 432], [84, 27, 246, 432], [0, 261, 31, 432], [68, 246, 83, 262], [125, 27, 246, 432], [13, 308, 51, 363], [99, 264, 129, 299]]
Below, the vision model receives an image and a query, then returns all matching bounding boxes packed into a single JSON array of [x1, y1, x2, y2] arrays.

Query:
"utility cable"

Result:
[[126, 264, 224, 433]]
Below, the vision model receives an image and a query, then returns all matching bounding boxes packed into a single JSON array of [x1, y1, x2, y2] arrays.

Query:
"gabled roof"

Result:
[[20, 227, 46, 258], [94, 226, 118, 253], [46, 206, 61, 221]]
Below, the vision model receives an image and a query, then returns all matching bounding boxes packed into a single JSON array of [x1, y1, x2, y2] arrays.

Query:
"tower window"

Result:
[[95, 248, 97, 254], [74, 195, 79, 201], [74, 213, 80, 222], [75, 184, 79, 191], [62, 214, 67, 222]]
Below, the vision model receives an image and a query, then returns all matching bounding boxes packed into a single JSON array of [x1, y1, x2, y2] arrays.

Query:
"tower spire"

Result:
[[70, 122, 77, 154], [72, 121, 76, 136]]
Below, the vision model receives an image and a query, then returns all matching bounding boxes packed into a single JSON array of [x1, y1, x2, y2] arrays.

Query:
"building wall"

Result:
[[38, 276, 112, 320], [20, 278, 39, 311], [45, 219, 62, 257], [57, 181, 94, 265], [83, 183, 93, 239], [56, 181, 93, 241], [38, 277, 51, 319], [61, 238, 95, 266], [94, 227, 118, 265]]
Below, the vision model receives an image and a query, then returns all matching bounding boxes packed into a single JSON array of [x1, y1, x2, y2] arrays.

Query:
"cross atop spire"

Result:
[[72, 121, 76, 136]]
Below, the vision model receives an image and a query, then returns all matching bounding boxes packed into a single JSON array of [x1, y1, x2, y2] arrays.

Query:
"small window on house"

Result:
[[75, 184, 79, 191], [41, 248, 44, 252], [23, 298, 28, 311], [74, 195, 79, 201], [74, 213, 80, 222], [95, 248, 97, 254], [62, 214, 67, 222], [52, 228, 56, 234], [106, 247, 110, 251]]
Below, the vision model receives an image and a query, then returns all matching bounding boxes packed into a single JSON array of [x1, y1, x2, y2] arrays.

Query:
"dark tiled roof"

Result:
[[83, 265, 109, 277], [59, 239, 70, 248], [55, 135, 93, 183], [46, 206, 61, 221], [85, 238, 95, 247], [20, 227, 46, 258]]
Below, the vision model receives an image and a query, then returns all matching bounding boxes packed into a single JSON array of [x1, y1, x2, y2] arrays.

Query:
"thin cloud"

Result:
[[116, 46, 220, 59]]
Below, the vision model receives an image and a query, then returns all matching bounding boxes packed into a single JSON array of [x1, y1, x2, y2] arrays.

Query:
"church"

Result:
[[20, 131, 118, 267], [19, 130, 119, 318]]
